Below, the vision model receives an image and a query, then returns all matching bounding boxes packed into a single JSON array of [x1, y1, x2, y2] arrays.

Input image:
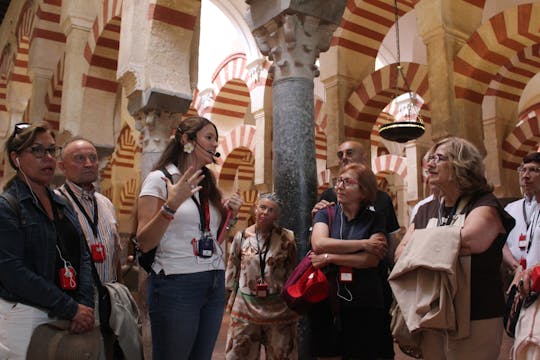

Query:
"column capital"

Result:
[[134, 110, 181, 154], [246, 0, 346, 81]]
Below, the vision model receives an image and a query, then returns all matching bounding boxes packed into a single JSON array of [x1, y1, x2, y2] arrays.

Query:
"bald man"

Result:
[[313, 140, 400, 360]]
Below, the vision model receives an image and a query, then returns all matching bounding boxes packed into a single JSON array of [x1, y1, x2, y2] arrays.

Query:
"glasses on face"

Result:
[[517, 165, 540, 175], [14, 122, 31, 134], [337, 149, 355, 159], [427, 153, 449, 164], [333, 177, 359, 188], [25, 145, 62, 159]]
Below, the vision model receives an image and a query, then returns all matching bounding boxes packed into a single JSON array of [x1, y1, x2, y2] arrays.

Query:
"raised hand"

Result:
[[223, 193, 243, 216], [164, 167, 204, 210]]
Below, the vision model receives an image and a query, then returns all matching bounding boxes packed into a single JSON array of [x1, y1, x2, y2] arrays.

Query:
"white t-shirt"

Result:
[[139, 164, 224, 275], [506, 197, 538, 269], [410, 194, 434, 224]]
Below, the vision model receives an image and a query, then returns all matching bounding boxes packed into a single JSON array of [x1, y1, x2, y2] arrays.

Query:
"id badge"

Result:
[[519, 234, 527, 249], [91, 243, 106, 262], [198, 234, 214, 258], [59, 266, 77, 290], [339, 266, 353, 283], [256, 282, 268, 298]]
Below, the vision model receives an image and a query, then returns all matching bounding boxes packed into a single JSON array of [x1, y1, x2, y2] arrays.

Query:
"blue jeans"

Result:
[[148, 270, 225, 360]]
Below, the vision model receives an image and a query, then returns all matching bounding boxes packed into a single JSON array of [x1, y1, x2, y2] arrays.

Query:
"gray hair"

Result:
[[258, 192, 282, 209]]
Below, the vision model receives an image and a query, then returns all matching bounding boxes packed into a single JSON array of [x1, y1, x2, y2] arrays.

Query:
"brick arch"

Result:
[[454, 3, 540, 104], [111, 124, 141, 169], [332, 0, 415, 59], [373, 154, 407, 178], [317, 168, 331, 194], [0, 44, 10, 135], [43, 54, 64, 131], [216, 124, 256, 163], [83, 0, 123, 93], [344, 62, 430, 140], [9, 1, 34, 90], [118, 177, 140, 217], [501, 106, 540, 170]]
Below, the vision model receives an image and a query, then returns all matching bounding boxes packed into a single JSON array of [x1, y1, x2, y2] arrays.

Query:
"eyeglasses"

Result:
[[517, 165, 540, 175], [25, 145, 62, 159], [14, 122, 31, 134], [333, 177, 359, 188], [337, 149, 355, 159], [427, 153, 449, 164]]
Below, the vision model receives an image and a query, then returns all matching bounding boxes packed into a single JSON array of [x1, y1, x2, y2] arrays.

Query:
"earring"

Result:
[[184, 143, 194, 154]]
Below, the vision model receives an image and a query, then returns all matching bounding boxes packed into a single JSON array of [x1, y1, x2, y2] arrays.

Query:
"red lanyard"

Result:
[[191, 195, 210, 232]]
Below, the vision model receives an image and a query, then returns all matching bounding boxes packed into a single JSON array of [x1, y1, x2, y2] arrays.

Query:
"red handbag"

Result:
[[281, 206, 334, 314]]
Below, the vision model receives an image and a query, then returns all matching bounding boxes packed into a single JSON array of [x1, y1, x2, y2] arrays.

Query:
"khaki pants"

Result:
[[420, 317, 503, 360], [225, 318, 297, 360]]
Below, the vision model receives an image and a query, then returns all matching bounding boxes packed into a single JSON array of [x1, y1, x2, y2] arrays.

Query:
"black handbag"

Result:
[[133, 238, 156, 274], [504, 284, 523, 338]]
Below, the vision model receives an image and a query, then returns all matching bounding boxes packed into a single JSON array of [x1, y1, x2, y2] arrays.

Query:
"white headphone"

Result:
[[15, 157, 20, 168]]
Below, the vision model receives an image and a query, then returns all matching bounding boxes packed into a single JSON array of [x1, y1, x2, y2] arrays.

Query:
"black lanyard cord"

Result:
[[437, 196, 462, 227], [255, 227, 271, 281], [191, 194, 210, 233], [63, 186, 99, 239]]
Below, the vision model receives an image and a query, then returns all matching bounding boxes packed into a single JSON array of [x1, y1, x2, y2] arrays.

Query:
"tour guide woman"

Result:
[[309, 163, 388, 359], [395, 137, 514, 360], [137, 116, 242, 360], [0, 121, 95, 358]]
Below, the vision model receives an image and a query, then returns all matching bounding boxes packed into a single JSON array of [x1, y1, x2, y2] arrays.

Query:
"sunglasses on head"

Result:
[[14, 122, 31, 134]]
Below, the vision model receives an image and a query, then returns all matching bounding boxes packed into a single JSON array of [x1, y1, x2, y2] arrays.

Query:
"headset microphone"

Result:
[[195, 140, 220, 158]]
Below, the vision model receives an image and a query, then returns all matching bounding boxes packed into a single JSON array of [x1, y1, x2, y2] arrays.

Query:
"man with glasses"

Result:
[[57, 138, 124, 358], [503, 152, 540, 277], [313, 140, 400, 360]]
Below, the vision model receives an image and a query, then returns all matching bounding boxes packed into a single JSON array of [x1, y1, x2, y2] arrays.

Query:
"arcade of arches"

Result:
[[1, 0, 539, 357]]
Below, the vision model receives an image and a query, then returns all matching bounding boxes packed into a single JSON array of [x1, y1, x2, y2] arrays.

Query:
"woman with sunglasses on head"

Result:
[[394, 137, 514, 360], [308, 163, 388, 360], [225, 192, 298, 360], [137, 116, 242, 360], [0, 121, 95, 358]]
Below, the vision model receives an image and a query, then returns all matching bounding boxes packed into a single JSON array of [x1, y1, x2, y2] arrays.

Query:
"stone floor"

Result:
[[212, 313, 514, 360]]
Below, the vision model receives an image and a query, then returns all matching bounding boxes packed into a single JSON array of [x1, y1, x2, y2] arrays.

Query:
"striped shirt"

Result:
[[57, 181, 121, 283]]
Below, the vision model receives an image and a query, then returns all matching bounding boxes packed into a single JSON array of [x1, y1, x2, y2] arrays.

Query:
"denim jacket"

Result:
[[0, 177, 94, 320]]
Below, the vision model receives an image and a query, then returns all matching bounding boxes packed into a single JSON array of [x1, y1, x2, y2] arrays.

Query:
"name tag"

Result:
[[339, 266, 353, 283]]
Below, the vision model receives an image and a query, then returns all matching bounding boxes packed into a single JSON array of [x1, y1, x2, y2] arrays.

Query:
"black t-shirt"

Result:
[[314, 205, 386, 308]]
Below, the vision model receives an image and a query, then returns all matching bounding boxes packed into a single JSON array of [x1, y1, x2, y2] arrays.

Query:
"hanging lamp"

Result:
[[378, 0, 425, 143]]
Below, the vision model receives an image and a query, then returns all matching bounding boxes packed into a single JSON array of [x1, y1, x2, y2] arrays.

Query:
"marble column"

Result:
[[246, 2, 346, 359]]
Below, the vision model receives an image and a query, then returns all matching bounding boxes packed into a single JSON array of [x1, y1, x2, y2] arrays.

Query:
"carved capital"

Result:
[[134, 110, 179, 154], [252, 13, 337, 81]]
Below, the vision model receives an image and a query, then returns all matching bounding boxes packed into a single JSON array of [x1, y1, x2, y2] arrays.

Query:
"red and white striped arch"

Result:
[[118, 177, 139, 217], [83, 0, 122, 93], [344, 62, 430, 140], [215, 124, 256, 173], [373, 154, 407, 178], [43, 54, 64, 130], [501, 106, 540, 170], [110, 124, 141, 169], [0, 44, 11, 135], [10, 1, 34, 86], [32, 0, 65, 45], [454, 3, 540, 104]]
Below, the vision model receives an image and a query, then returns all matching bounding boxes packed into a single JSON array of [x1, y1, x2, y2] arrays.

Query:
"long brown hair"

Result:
[[152, 116, 225, 214]]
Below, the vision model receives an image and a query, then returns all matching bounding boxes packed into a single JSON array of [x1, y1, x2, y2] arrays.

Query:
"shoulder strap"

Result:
[[0, 192, 20, 220], [327, 205, 334, 230], [161, 166, 173, 182]]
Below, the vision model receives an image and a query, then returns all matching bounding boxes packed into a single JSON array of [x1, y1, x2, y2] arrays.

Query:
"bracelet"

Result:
[[162, 203, 176, 216], [324, 253, 329, 263], [160, 210, 174, 221]]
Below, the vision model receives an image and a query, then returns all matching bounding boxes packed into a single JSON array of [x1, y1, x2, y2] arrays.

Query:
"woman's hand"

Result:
[[309, 252, 329, 269], [311, 200, 334, 218], [70, 304, 94, 334], [362, 233, 387, 260], [223, 193, 243, 216], [164, 167, 204, 210]]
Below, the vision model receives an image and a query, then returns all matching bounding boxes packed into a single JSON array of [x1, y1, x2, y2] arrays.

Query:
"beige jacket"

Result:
[[389, 220, 471, 339]]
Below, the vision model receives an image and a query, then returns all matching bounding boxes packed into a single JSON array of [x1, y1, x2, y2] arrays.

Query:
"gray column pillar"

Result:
[[246, 2, 346, 358]]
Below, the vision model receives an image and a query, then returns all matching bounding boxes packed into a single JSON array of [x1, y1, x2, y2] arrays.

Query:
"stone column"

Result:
[[246, 2, 346, 359], [416, 0, 483, 147], [59, 2, 96, 136], [28, 68, 52, 123], [117, 2, 201, 358]]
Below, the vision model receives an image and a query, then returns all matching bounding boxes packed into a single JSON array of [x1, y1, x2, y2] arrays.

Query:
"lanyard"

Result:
[[255, 228, 271, 281], [523, 199, 534, 229], [191, 195, 210, 232], [437, 196, 462, 226], [63, 186, 99, 239]]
